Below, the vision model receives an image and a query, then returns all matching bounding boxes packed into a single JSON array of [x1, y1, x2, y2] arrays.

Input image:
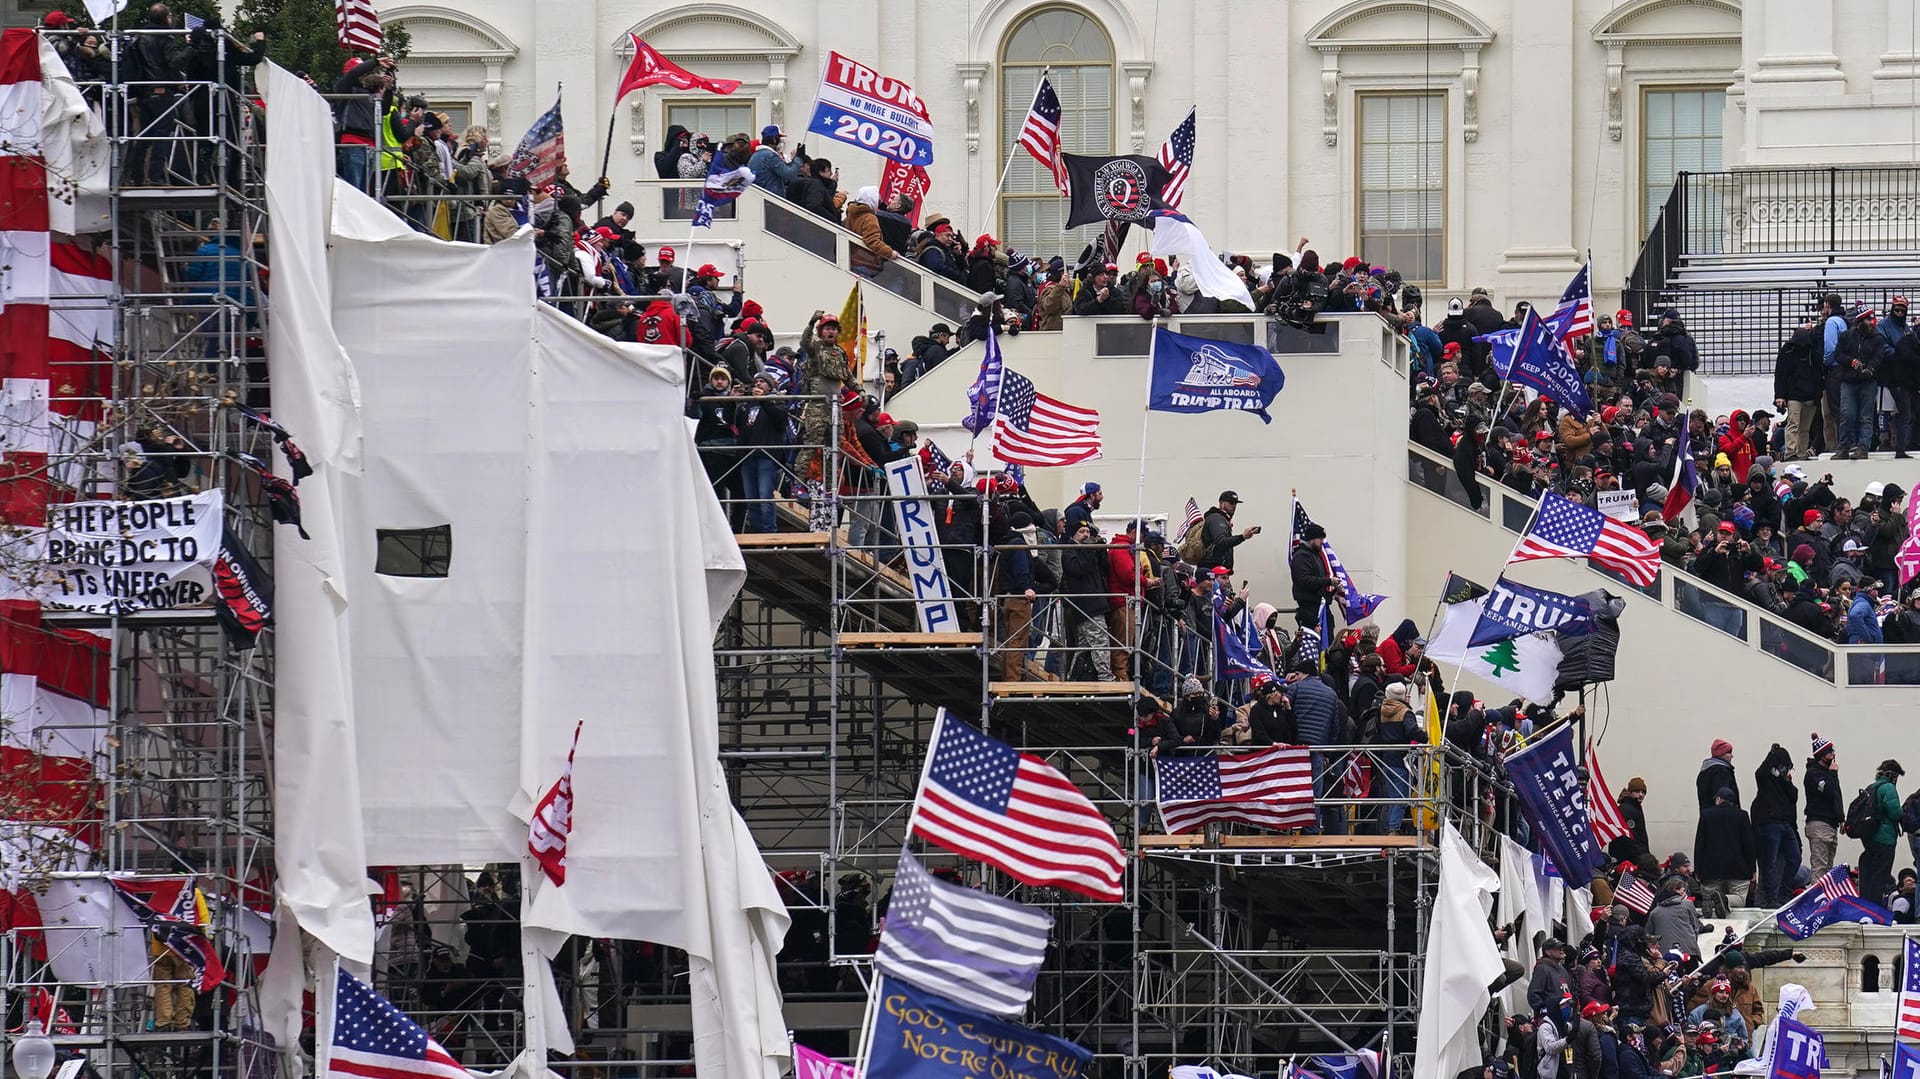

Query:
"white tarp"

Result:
[[1496, 833, 1546, 1021], [1414, 823, 1505, 1079], [258, 62, 788, 1079], [36, 36, 111, 237]]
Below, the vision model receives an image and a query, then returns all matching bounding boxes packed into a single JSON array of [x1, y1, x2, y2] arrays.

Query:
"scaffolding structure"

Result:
[[0, 33, 1478, 1079], [1, 22, 277, 1079]]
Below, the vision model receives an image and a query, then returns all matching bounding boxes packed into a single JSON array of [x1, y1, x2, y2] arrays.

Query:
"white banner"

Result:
[[5, 490, 223, 613], [1596, 489, 1637, 522], [884, 457, 958, 632]]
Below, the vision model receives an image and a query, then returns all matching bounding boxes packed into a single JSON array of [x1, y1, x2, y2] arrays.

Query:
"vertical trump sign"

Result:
[[885, 456, 957, 632]]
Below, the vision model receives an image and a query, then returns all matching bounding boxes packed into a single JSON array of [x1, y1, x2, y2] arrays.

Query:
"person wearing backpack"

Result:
[[1854, 759, 1905, 903]]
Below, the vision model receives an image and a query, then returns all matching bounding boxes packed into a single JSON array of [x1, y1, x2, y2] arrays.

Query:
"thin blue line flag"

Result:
[[866, 978, 1092, 1079], [1149, 327, 1286, 423], [963, 328, 1005, 435], [1476, 305, 1592, 417], [1468, 576, 1597, 647]]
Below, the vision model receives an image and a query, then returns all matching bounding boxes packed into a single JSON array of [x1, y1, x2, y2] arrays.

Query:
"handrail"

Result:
[[1405, 440, 1920, 688]]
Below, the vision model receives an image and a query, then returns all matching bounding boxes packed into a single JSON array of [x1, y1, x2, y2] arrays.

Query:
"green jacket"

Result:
[[1872, 777, 1902, 845]]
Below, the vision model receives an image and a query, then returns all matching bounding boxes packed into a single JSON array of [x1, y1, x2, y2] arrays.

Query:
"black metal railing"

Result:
[[1625, 179, 1685, 329]]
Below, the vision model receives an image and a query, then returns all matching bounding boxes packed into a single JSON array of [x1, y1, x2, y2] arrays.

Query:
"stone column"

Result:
[[1497, 0, 1578, 276], [1748, 0, 1844, 91], [1875, 0, 1920, 84]]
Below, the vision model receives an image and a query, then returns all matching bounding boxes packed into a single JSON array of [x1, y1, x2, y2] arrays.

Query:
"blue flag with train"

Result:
[[866, 977, 1091, 1079], [1476, 305, 1591, 416], [1148, 327, 1286, 423], [1503, 724, 1603, 883], [1468, 576, 1597, 647]]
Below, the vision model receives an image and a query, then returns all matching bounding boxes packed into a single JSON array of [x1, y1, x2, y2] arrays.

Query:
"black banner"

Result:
[[214, 526, 273, 648]]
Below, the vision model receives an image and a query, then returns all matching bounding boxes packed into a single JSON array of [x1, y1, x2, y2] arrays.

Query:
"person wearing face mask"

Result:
[[1132, 260, 1177, 320]]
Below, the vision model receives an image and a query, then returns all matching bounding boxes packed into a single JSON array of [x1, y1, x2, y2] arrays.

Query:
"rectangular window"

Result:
[[375, 526, 453, 578], [1000, 64, 1112, 260], [1642, 88, 1725, 245], [665, 102, 755, 151], [1357, 93, 1444, 287], [430, 103, 472, 134]]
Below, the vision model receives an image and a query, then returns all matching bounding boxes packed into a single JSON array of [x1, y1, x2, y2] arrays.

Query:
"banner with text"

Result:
[[880, 160, 931, 226], [885, 457, 959, 632], [4, 490, 224, 614], [866, 978, 1091, 1079], [1468, 576, 1596, 647], [1503, 724, 1602, 882], [1596, 489, 1637, 521], [807, 51, 935, 166]]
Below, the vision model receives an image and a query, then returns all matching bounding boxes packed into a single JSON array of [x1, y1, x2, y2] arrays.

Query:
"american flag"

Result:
[[1585, 740, 1632, 848], [1157, 108, 1196, 210], [1613, 870, 1656, 915], [1897, 936, 1920, 1041], [327, 967, 468, 1079], [334, 0, 382, 54], [1017, 77, 1067, 197], [992, 369, 1102, 467], [908, 711, 1125, 902], [1178, 497, 1203, 540], [962, 327, 1006, 435], [182, 12, 204, 30], [1545, 262, 1594, 358], [1156, 747, 1315, 834], [1817, 865, 1860, 902], [1511, 492, 1662, 586], [1293, 627, 1322, 669], [873, 851, 1052, 1017], [507, 91, 565, 189], [924, 441, 952, 478], [1340, 752, 1372, 800]]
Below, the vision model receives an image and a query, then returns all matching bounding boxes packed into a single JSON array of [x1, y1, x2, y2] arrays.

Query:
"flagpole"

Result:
[[851, 971, 886, 1076], [975, 69, 1051, 239], [596, 104, 620, 212]]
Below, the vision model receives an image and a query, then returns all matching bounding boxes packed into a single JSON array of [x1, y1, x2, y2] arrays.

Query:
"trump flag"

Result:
[[1148, 327, 1286, 423]]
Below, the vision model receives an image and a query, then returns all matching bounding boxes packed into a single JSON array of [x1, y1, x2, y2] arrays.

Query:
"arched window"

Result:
[[999, 7, 1112, 260], [1863, 953, 1882, 994]]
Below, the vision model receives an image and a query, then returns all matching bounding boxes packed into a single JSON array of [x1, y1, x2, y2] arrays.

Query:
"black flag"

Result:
[[213, 526, 273, 648], [1063, 153, 1170, 230]]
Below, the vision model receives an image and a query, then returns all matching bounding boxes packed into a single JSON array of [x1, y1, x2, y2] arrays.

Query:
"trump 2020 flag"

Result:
[[1894, 1041, 1920, 1079], [1502, 724, 1602, 883], [1149, 327, 1286, 423], [1468, 577, 1596, 647], [872, 851, 1051, 1017], [866, 979, 1091, 1079], [1776, 866, 1891, 939], [1477, 305, 1591, 417]]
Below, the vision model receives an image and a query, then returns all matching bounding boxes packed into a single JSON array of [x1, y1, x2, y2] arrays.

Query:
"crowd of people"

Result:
[[1462, 729, 1920, 1078], [1409, 294, 1918, 645]]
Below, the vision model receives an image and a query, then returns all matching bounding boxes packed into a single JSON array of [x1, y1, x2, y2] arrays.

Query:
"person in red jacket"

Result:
[[1376, 618, 1424, 678], [1108, 526, 1145, 680], [1717, 409, 1757, 483]]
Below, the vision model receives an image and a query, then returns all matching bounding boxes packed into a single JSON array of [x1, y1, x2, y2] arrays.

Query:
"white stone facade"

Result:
[[377, 0, 1920, 305]]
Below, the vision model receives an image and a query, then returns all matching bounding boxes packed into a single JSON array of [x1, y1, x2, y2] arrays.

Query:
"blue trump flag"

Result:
[[962, 328, 1005, 434], [1468, 576, 1597, 647], [1148, 327, 1286, 423], [867, 978, 1092, 1079], [1477, 305, 1592, 416], [1212, 609, 1271, 679], [1768, 1016, 1823, 1079], [1892, 1041, 1920, 1079], [1775, 866, 1893, 939], [1503, 724, 1603, 884]]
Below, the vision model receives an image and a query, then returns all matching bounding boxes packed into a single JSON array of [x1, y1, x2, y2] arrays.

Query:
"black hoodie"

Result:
[[1750, 744, 1799, 826], [654, 125, 691, 179], [1805, 752, 1843, 825]]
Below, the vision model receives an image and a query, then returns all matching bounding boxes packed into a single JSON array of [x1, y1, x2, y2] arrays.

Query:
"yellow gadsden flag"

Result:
[[1419, 685, 1443, 832], [839, 282, 867, 382]]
